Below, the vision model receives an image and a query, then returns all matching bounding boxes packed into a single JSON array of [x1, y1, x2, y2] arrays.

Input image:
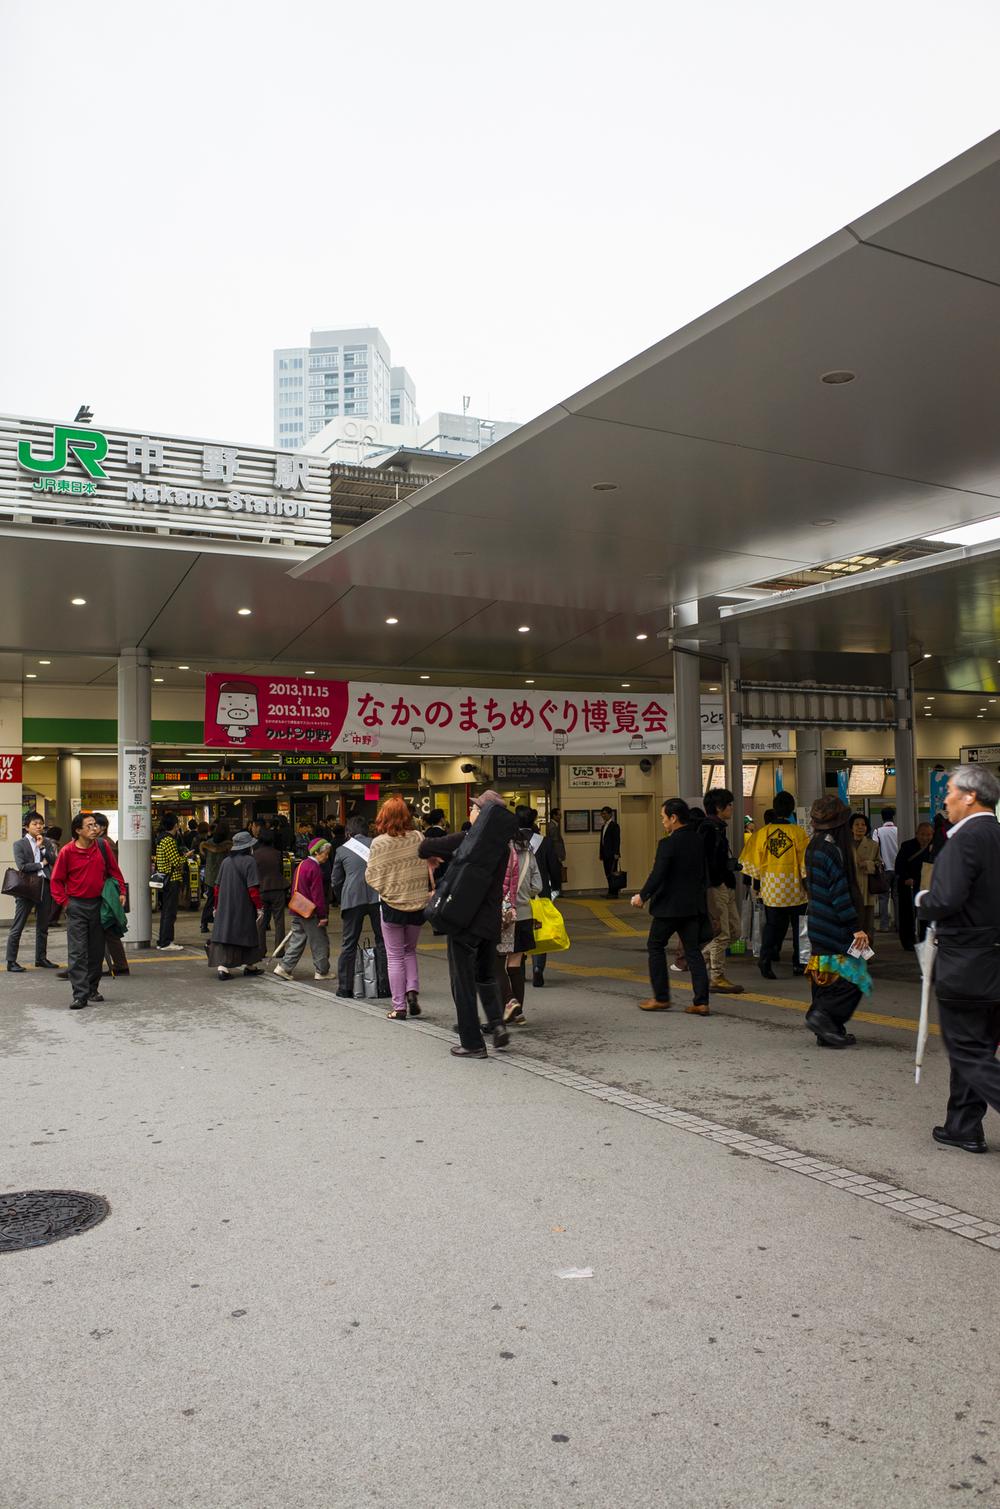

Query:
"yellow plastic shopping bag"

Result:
[[528, 897, 570, 953]]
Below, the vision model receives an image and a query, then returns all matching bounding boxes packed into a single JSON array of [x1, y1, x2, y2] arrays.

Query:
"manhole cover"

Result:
[[0, 1190, 110, 1253]]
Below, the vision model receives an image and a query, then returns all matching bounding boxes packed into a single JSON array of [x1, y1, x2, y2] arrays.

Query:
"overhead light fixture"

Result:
[[178, 665, 190, 671], [709, 686, 719, 692], [419, 674, 430, 680], [636, 633, 648, 641], [923, 653, 932, 660], [25, 673, 36, 679], [810, 519, 837, 528], [978, 714, 985, 719], [385, 617, 399, 625], [927, 696, 935, 700], [154, 676, 164, 683], [25, 754, 45, 762], [928, 516, 1000, 548], [38, 659, 51, 665], [820, 370, 856, 385], [525, 679, 535, 685], [621, 683, 631, 689], [304, 670, 316, 676], [71, 597, 86, 606], [237, 608, 252, 616], [517, 626, 530, 634], [592, 482, 618, 492]]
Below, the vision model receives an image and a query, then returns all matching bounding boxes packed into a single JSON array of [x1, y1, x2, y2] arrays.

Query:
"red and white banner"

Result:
[[0, 753, 22, 782], [204, 675, 789, 756]]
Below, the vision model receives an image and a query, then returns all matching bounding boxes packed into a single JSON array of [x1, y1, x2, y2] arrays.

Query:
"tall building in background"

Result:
[[273, 328, 414, 448]]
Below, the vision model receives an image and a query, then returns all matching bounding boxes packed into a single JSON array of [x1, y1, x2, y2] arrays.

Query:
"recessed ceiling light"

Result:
[[453, 550, 474, 557], [154, 677, 164, 683], [25, 754, 45, 762], [923, 653, 932, 659], [25, 673, 36, 679], [927, 696, 935, 700], [517, 625, 531, 634], [621, 683, 631, 689], [237, 607, 252, 616], [385, 617, 399, 625], [592, 482, 618, 492], [178, 665, 190, 670], [810, 519, 837, 528], [990, 699, 997, 704], [636, 633, 648, 641], [420, 674, 430, 680], [71, 597, 86, 606], [925, 712, 932, 717], [304, 670, 316, 676], [709, 686, 719, 692], [978, 714, 985, 718], [525, 679, 535, 685], [38, 659, 51, 665], [820, 370, 856, 385]]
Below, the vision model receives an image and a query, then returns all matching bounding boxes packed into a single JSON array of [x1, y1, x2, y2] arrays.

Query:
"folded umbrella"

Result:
[[914, 923, 937, 1085]]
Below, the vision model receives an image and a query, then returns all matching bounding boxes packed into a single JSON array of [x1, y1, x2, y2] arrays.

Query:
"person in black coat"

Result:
[[895, 821, 933, 951], [598, 807, 623, 897], [917, 765, 1000, 1153], [418, 790, 517, 1058], [630, 798, 711, 1014], [516, 805, 562, 989]]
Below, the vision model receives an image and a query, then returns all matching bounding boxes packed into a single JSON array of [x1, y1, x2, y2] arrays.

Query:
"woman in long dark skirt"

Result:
[[208, 831, 265, 981], [803, 797, 872, 1048]]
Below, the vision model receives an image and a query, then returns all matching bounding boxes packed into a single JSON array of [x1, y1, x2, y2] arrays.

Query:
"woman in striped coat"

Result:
[[804, 797, 872, 1049]]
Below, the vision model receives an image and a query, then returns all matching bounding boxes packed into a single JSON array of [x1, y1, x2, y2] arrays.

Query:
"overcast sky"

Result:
[[2, 0, 998, 446]]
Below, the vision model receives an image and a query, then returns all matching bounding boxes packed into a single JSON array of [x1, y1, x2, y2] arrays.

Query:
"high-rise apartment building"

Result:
[[273, 327, 416, 448]]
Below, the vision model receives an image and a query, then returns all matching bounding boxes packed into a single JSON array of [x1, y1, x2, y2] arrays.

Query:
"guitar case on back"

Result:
[[424, 803, 518, 935]]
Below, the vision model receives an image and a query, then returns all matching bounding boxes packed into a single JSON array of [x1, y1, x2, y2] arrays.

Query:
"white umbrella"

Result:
[[914, 923, 937, 1084]]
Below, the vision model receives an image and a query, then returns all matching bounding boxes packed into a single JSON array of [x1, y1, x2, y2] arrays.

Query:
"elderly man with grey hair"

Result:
[[917, 763, 1000, 1153]]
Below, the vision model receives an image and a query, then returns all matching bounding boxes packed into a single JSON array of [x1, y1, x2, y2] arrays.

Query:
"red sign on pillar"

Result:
[[0, 754, 22, 782]]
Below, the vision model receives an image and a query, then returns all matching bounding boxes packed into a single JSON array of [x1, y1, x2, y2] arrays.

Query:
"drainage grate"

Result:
[[0, 1190, 110, 1253]]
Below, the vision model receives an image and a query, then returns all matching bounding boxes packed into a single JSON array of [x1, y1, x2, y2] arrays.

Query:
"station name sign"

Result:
[[3, 415, 333, 548], [204, 674, 790, 756]]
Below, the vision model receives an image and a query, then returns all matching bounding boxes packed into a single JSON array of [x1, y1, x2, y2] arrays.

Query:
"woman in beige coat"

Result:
[[850, 813, 880, 941]]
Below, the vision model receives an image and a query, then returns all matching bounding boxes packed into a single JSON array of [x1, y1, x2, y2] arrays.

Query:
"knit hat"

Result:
[[470, 789, 506, 810], [809, 795, 852, 831], [309, 837, 331, 856]]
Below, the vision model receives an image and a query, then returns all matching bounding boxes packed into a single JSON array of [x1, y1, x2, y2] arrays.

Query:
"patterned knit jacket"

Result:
[[805, 836, 859, 955]]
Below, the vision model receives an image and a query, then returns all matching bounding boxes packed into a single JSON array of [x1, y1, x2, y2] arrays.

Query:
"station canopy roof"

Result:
[[291, 128, 1000, 690]]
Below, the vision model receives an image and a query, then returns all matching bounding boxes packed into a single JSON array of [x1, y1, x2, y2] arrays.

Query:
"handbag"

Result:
[[867, 859, 891, 897], [287, 862, 316, 919], [609, 869, 628, 890], [2, 866, 41, 904], [353, 932, 390, 999], [148, 869, 167, 891], [527, 897, 570, 954]]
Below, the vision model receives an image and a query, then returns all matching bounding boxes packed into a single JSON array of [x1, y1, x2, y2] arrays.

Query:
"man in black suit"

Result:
[[917, 763, 1000, 1153], [598, 806, 623, 897], [6, 811, 57, 971], [631, 797, 711, 1015]]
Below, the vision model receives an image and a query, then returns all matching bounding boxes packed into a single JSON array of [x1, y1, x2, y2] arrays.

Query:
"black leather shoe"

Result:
[[759, 962, 776, 981], [805, 1008, 853, 1048], [450, 1044, 488, 1059], [405, 990, 421, 1017], [933, 1125, 988, 1154], [6, 961, 25, 973], [792, 965, 806, 977], [70, 998, 89, 1010], [56, 969, 70, 980], [35, 959, 57, 969], [492, 1023, 510, 1050], [88, 992, 105, 1003], [532, 972, 544, 987]]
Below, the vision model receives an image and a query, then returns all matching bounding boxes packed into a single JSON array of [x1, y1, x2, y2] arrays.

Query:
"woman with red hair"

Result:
[[365, 796, 430, 1020]]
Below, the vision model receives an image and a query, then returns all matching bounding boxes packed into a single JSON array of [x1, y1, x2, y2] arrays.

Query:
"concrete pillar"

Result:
[[723, 642, 744, 850], [56, 753, 81, 836], [0, 670, 23, 923], [672, 602, 703, 803], [117, 648, 152, 948], [891, 648, 916, 843], [794, 728, 825, 817]]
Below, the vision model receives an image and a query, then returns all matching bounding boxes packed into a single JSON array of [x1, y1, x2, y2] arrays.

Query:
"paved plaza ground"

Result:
[[4, 898, 1000, 1508]]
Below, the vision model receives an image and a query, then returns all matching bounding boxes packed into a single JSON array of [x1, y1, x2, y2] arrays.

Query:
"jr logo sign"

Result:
[[17, 425, 109, 480]]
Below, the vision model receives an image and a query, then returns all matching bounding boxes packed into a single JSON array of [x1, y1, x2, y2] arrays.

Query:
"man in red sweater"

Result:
[[50, 812, 126, 1009]]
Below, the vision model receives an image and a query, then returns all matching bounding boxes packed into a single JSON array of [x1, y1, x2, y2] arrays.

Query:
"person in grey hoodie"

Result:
[[332, 815, 385, 999]]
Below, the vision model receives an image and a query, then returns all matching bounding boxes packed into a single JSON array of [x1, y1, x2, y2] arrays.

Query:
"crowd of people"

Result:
[[7, 767, 1000, 1151]]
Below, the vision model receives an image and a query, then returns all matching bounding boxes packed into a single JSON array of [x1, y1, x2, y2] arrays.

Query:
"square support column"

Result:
[[891, 649, 916, 843], [118, 649, 152, 948], [723, 641, 744, 848], [672, 602, 703, 804]]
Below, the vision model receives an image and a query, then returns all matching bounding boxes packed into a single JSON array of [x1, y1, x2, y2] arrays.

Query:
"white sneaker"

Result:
[[157, 942, 184, 952], [273, 965, 293, 980], [314, 971, 330, 981]]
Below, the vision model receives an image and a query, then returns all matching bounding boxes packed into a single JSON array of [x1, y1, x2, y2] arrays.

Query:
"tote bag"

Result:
[[527, 897, 570, 954]]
